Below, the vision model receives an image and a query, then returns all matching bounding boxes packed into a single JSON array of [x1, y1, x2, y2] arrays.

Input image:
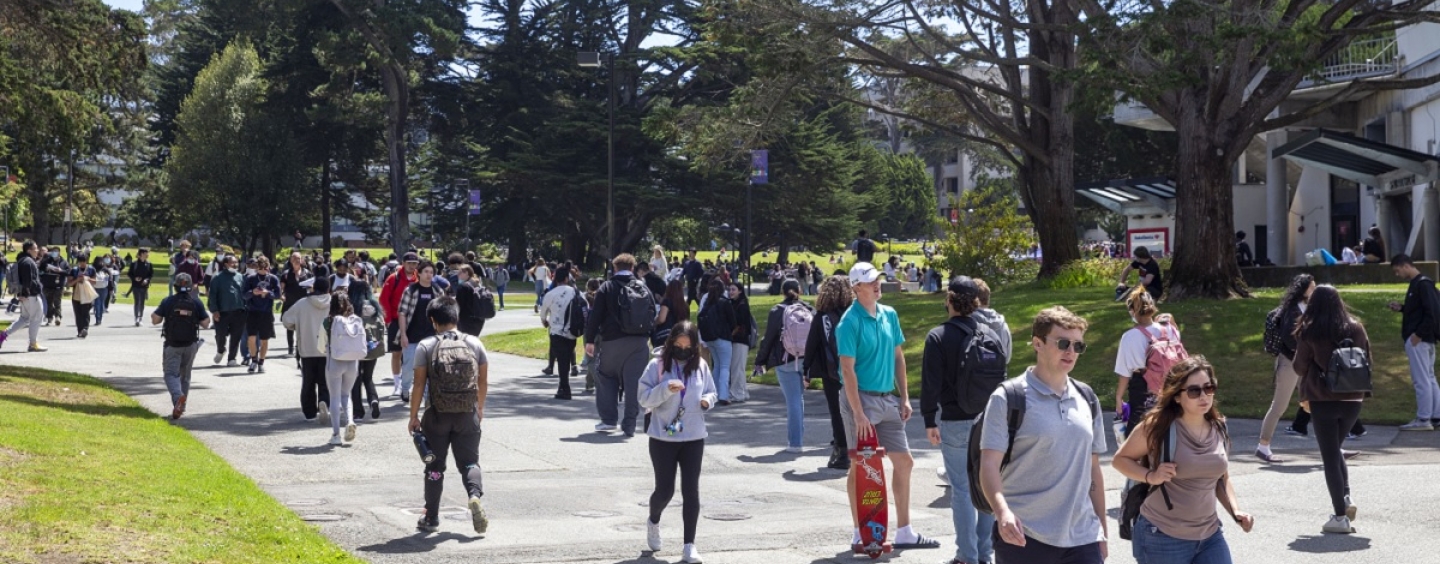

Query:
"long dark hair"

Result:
[[705, 278, 725, 304], [329, 290, 354, 317], [662, 321, 702, 375], [663, 279, 688, 322], [1278, 273, 1314, 315], [1141, 356, 1224, 455], [1295, 285, 1359, 343]]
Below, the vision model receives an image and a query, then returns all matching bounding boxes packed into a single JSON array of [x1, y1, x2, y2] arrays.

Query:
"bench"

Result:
[[1240, 261, 1438, 288]]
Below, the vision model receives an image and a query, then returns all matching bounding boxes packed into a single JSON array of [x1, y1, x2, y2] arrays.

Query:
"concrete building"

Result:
[[1108, 24, 1440, 265]]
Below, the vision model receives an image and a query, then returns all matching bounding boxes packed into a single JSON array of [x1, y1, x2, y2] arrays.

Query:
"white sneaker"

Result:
[[470, 496, 488, 534], [784, 446, 804, 454], [646, 519, 661, 552], [344, 423, 357, 442], [328, 434, 343, 446], [1323, 515, 1354, 534], [214, 352, 223, 365], [681, 543, 702, 563], [1399, 419, 1435, 431], [318, 402, 330, 423], [595, 423, 618, 432], [227, 359, 239, 367]]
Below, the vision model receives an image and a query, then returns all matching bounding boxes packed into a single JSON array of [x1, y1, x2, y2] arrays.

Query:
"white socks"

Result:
[[1257, 444, 1272, 456], [895, 525, 917, 544]]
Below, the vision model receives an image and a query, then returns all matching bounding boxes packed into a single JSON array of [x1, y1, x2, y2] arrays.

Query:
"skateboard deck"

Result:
[[851, 435, 892, 558]]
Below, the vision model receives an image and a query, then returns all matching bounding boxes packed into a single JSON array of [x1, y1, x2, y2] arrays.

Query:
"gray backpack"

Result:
[[428, 334, 479, 412]]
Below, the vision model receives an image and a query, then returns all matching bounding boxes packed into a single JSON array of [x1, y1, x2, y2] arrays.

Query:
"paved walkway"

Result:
[[3, 305, 1439, 564]]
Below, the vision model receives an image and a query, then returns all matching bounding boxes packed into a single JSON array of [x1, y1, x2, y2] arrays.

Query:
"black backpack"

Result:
[[1262, 307, 1283, 356], [948, 318, 1008, 417], [616, 278, 656, 336], [697, 297, 726, 342], [967, 376, 1100, 515], [473, 284, 497, 320], [564, 289, 587, 339], [163, 294, 203, 345], [1325, 338, 1373, 393], [1119, 423, 1177, 540]]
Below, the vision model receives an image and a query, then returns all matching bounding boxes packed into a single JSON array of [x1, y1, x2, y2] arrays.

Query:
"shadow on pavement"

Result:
[[173, 405, 319, 437], [281, 444, 339, 456], [356, 532, 483, 554], [560, 432, 633, 445], [1257, 463, 1323, 474], [1288, 534, 1372, 553], [737, 450, 805, 464], [781, 469, 845, 483]]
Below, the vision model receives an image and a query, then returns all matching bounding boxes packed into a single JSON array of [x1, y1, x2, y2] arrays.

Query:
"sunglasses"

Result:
[[1182, 383, 1217, 399], [1042, 337, 1088, 354]]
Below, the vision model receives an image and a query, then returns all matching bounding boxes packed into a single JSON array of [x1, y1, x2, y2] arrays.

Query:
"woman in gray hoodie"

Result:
[[638, 321, 717, 564], [282, 276, 333, 422]]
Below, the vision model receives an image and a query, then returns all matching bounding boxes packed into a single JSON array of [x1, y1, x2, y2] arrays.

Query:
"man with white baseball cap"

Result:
[[836, 262, 939, 550]]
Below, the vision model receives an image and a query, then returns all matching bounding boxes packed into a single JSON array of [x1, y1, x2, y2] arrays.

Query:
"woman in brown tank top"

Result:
[[1113, 357, 1255, 563]]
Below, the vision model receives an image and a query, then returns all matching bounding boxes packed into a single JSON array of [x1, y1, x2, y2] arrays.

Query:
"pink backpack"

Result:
[[1138, 324, 1187, 393], [780, 303, 813, 359]]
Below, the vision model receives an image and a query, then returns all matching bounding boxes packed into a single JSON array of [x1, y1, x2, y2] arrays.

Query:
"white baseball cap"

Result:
[[848, 262, 881, 285]]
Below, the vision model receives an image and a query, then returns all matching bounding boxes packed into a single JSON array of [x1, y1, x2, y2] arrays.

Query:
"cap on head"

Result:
[[949, 275, 980, 296], [848, 262, 881, 285], [403, 252, 420, 263]]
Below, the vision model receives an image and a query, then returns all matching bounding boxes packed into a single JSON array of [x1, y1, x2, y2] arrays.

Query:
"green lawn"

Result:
[[0, 365, 364, 564], [485, 283, 1422, 424]]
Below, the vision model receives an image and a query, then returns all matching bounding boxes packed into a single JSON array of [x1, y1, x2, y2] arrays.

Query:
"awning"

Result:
[[1274, 129, 1440, 188], [1076, 177, 1176, 214]]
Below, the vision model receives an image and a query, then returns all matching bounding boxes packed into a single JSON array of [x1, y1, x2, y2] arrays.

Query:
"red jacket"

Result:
[[379, 269, 418, 324]]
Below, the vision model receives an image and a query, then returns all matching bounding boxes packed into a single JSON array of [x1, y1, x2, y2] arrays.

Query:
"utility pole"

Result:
[[66, 151, 76, 245]]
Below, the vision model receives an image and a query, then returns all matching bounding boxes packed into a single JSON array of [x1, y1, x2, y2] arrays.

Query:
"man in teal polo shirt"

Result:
[[837, 262, 940, 550]]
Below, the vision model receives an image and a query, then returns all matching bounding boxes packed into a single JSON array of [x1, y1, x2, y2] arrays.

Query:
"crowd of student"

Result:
[[4, 236, 1440, 564]]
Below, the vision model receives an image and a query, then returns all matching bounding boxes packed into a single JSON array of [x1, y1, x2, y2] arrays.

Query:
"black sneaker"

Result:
[[416, 517, 439, 533], [541, 367, 554, 376], [827, 447, 850, 470], [1284, 426, 1308, 437], [370, 400, 381, 419]]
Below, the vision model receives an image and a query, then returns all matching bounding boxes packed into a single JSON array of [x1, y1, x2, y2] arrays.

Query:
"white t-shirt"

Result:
[[540, 285, 578, 337], [533, 265, 550, 282], [1114, 322, 1182, 378], [651, 257, 668, 276]]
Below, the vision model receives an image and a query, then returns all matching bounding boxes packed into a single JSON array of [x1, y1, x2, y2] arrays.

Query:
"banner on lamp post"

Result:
[[750, 150, 768, 185], [468, 189, 482, 216]]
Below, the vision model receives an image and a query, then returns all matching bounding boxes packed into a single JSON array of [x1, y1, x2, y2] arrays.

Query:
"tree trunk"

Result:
[[320, 160, 333, 256], [382, 64, 410, 258], [506, 228, 527, 268], [1167, 119, 1250, 300], [1019, 2, 1082, 278], [29, 183, 51, 245]]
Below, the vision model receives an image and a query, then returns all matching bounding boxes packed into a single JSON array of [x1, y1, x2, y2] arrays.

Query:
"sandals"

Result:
[[1254, 448, 1283, 464], [894, 534, 941, 549]]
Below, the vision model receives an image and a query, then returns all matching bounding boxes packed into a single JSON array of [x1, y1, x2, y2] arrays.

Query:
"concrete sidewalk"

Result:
[[3, 305, 1439, 564]]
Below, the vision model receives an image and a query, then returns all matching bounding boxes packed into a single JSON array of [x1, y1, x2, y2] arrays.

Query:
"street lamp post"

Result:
[[578, 51, 616, 260]]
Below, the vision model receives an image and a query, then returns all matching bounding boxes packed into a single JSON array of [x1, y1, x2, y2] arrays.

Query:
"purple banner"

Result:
[[468, 189, 482, 215], [750, 150, 768, 184]]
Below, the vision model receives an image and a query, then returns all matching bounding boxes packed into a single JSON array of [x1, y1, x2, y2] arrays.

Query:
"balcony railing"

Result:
[[1299, 37, 1400, 88]]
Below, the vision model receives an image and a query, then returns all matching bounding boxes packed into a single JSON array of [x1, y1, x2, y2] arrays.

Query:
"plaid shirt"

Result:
[[397, 278, 449, 322]]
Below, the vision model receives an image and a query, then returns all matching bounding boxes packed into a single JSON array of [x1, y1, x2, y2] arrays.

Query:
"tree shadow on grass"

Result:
[[0, 393, 157, 419], [355, 531, 484, 554]]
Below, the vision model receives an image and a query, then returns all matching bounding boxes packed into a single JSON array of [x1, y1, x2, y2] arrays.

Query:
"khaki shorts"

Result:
[[839, 392, 910, 454]]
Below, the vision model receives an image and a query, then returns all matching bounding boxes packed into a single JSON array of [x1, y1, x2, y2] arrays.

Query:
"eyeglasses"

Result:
[[1042, 337, 1087, 354], [1182, 383, 1217, 399]]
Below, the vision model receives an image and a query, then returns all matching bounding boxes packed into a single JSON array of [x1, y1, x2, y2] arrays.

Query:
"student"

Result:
[[67, 255, 97, 339], [754, 279, 812, 451], [151, 273, 211, 420], [1235, 231, 1254, 267], [129, 248, 155, 327], [1117, 246, 1164, 301], [653, 279, 688, 347], [804, 275, 854, 470], [1292, 285, 1367, 533], [1361, 226, 1385, 263], [1390, 254, 1440, 431], [282, 276, 334, 422], [380, 253, 421, 397], [243, 257, 281, 373], [1114, 286, 1183, 432], [584, 254, 657, 436], [397, 261, 448, 405], [208, 255, 247, 367], [279, 251, 312, 358], [1112, 357, 1253, 563], [683, 250, 704, 306], [638, 321, 717, 563], [726, 282, 755, 403], [972, 278, 1012, 362], [540, 266, 580, 400], [409, 296, 490, 535], [324, 291, 365, 446], [979, 306, 1108, 563], [352, 285, 385, 421], [697, 279, 738, 405], [528, 258, 551, 313], [852, 230, 877, 264], [0, 242, 47, 352], [1256, 274, 1312, 462], [837, 262, 938, 550], [39, 246, 69, 326], [91, 253, 116, 325], [922, 277, 1004, 564], [491, 261, 509, 310]]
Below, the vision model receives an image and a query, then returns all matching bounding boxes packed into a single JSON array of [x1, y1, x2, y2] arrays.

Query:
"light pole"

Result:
[[578, 51, 615, 260]]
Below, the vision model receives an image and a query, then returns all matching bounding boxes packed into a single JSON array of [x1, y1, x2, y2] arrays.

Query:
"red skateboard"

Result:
[[851, 434, 892, 558]]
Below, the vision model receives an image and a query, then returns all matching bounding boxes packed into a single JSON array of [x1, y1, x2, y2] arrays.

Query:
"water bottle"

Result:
[[1112, 403, 1129, 441], [412, 431, 435, 464]]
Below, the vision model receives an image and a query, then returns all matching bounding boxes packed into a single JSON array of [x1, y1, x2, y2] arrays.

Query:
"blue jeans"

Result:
[[940, 419, 995, 564], [776, 362, 806, 448], [93, 287, 109, 323], [705, 339, 732, 401], [495, 283, 507, 309], [1132, 515, 1232, 564], [534, 281, 546, 306], [399, 343, 419, 397]]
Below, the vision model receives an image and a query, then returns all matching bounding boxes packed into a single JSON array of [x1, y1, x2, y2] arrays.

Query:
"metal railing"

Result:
[[1300, 37, 1400, 87]]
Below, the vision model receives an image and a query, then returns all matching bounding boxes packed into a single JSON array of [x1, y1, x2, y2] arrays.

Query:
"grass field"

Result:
[[485, 283, 1423, 424], [0, 365, 364, 564]]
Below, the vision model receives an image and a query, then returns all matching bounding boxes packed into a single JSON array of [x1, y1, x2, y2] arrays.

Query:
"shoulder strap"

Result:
[[1000, 378, 1027, 467], [1135, 325, 1154, 344], [1072, 378, 1101, 423]]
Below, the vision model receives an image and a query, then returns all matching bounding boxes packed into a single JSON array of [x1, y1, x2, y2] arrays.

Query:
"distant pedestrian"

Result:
[[1292, 285, 1368, 534], [754, 279, 812, 451], [1389, 254, 1440, 431], [92, 254, 117, 325], [39, 246, 69, 326], [67, 254, 97, 339], [324, 291, 366, 446], [1256, 274, 1313, 462], [540, 266, 580, 399], [282, 276, 334, 422], [697, 279, 737, 405], [803, 275, 853, 470], [528, 258, 551, 313], [491, 262, 509, 310], [726, 282, 755, 403], [409, 296, 490, 536], [128, 248, 155, 327], [638, 321, 716, 563], [208, 255, 246, 367], [352, 286, 386, 422], [0, 242, 48, 352], [584, 253, 657, 436], [1361, 226, 1385, 263], [454, 265, 494, 337], [243, 257, 280, 373], [151, 273, 211, 420], [1117, 246, 1164, 301], [852, 230, 877, 264]]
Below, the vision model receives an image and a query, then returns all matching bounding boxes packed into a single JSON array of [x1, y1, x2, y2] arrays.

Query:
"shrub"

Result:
[[1046, 257, 1174, 290], [934, 185, 1036, 286]]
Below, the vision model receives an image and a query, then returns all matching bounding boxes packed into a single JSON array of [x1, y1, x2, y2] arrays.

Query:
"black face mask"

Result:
[[671, 347, 696, 361]]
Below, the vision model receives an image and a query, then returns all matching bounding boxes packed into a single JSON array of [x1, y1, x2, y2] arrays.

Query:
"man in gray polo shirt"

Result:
[[979, 306, 1109, 564]]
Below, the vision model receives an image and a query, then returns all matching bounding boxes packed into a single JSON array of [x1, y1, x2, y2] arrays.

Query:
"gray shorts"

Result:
[[840, 392, 910, 454]]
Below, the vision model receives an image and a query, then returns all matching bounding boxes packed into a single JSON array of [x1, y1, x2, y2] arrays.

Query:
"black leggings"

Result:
[[1292, 406, 1365, 436], [1310, 401, 1362, 516], [822, 375, 847, 450], [352, 359, 380, 417], [649, 438, 704, 544], [549, 334, 576, 396], [71, 301, 92, 334]]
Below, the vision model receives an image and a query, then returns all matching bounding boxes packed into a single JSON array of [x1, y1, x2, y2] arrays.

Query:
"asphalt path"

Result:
[[3, 304, 1438, 564]]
